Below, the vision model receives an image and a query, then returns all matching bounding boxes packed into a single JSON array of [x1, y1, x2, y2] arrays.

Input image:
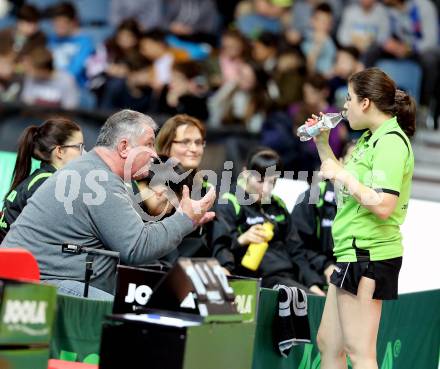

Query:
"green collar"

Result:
[[368, 116, 399, 145], [40, 163, 57, 173]]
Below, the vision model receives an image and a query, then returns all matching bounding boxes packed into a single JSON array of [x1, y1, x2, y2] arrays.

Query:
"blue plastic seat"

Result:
[[375, 59, 422, 103], [73, 0, 110, 25], [78, 87, 97, 110], [0, 15, 15, 30]]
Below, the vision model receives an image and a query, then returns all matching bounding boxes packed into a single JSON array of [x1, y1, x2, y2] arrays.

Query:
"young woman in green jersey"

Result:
[[0, 118, 83, 241], [311, 68, 416, 369]]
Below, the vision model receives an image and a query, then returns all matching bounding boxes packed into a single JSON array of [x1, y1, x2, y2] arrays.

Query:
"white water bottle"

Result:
[[297, 111, 346, 142]]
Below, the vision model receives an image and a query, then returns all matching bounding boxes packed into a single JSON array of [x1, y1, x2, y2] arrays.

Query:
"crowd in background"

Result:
[[0, 0, 439, 171]]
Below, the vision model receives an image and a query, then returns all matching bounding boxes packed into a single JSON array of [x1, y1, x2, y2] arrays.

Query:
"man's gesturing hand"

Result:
[[179, 185, 216, 226]]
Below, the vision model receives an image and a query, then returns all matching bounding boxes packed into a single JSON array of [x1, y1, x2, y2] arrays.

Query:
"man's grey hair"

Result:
[[95, 109, 157, 149]]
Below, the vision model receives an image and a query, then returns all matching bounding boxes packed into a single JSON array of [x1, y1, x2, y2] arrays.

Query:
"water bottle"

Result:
[[241, 222, 274, 271], [297, 111, 346, 142]]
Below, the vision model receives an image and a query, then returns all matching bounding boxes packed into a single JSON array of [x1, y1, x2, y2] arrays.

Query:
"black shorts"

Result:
[[330, 257, 402, 300]]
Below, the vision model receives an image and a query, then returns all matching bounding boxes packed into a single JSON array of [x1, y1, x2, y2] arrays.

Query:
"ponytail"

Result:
[[349, 68, 417, 138], [9, 126, 39, 193], [394, 89, 416, 137], [6, 117, 81, 197]]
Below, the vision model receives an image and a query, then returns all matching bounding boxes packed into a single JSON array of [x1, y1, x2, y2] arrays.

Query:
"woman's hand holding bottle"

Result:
[[238, 224, 269, 246]]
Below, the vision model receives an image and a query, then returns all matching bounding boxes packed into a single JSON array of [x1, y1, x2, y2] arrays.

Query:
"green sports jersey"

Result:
[[332, 117, 414, 262]]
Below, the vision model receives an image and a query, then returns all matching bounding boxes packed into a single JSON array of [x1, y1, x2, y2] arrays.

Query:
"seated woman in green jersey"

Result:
[[310, 68, 415, 369], [0, 118, 83, 241]]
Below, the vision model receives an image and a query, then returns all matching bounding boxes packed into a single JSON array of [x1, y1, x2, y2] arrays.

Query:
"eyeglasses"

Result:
[[172, 139, 206, 148], [54, 143, 85, 153]]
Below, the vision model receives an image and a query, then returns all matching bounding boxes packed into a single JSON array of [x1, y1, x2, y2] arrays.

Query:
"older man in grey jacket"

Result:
[[1, 109, 216, 298]]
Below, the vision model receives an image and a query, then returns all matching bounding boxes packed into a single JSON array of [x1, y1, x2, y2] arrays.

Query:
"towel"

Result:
[[272, 284, 311, 357]]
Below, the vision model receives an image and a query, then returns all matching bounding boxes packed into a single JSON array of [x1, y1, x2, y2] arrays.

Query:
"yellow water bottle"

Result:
[[241, 222, 274, 271]]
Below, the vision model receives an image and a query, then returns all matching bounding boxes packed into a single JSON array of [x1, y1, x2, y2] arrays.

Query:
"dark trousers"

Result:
[[261, 272, 311, 293]]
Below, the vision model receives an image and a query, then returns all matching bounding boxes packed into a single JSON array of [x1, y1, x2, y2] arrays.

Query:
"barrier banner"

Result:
[[253, 289, 440, 369], [50, 288, 440, 368], [49, 294, 112, 365], [0, 279, 57, 369], [0, 280, 57, 345], [50, 278, 260, 364]]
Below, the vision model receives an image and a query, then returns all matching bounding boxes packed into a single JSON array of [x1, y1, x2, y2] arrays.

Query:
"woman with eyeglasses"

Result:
[[154, 114, 212, 265], [0, 118, 83, 238], [156, 114, 206, 174]]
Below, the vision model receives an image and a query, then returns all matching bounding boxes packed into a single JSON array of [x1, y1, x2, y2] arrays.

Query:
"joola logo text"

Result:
[[124, 283, 153, 305], [3, 300, 47, 324]]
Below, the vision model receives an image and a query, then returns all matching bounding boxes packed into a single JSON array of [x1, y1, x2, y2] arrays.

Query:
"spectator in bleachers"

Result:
[[290, 73, 348, 170], [86, 18, 142, 102], [236, 0, 292, 38], [327, 46, 364, 108], [0, 4, 46, 64], [300, 3, 337, 75], [103, 18, 141, 78], [164, 0, 220, 44], [110, 0, 164, 31], [139, 29, 175, 91], [273, 46, 306, 107], [162, 61, 209, 120], [20, 47, 79, 109], [47, 2, 94, 86], [208, 60, 271, 132], [252, 31, 279, 73], [205, 29, 250, 89], [364, 0, 440, 108], [0, 40, 21, 103], [260, 109, 301, 172], [211, 147, 326, 294], [155, 114, 213, 264], [337, 0, 390, 55], [259, 47, 306, 171], [286, 0, 342, 45], [0, 118, 83, 238], [100, 51, 154, 112]]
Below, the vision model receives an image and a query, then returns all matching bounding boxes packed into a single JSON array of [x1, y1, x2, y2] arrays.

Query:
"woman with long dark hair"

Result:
[[208, 59, 272, 133], [312, 67, 415, 369], [0, 118, 83, 238]]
